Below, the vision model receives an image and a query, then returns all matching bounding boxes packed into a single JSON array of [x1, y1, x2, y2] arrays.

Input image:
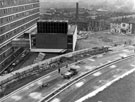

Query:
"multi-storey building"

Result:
[[30, 20, 77, 53], [0, 0, 40, 72]]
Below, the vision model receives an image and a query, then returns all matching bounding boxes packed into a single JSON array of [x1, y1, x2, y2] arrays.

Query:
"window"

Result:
[[0, 17, 39, 44], [0, 13, 39, 34], [0, 0, 39, 8]]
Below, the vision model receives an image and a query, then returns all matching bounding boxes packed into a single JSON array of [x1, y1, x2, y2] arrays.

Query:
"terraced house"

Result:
[[0, 0, 40, 72]]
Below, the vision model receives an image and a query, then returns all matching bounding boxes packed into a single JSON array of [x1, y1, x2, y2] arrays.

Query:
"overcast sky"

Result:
[[40, 0, 78, 2], [40, 0, 135, 11]]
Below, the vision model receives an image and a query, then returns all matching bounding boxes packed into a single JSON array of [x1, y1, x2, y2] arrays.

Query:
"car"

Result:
[[62, 68, 78, 79]]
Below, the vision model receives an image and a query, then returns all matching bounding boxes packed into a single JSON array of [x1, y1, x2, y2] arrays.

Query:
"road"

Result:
[[48, 56, 135, 102], [1, 46, 134, 102]]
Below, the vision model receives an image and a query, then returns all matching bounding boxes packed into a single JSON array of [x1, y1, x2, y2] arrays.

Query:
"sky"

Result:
[[39, 0, 135, 11], [40, 0, 79, 2]]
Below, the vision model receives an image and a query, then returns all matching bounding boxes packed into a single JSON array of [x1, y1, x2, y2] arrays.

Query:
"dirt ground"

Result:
[[76, 30, 135, 50]]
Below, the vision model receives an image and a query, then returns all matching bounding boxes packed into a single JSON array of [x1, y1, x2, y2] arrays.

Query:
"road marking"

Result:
[[11, 95, 22, 101], [75, 82, 84, 88], [88, 58, 95, 62], [98, 80, 107, 84], [116, 69, 121, 71], [110, 65, 117, 69], [84, 66, 95, 70], [93, 72, 102, 77], [29, 92, 42, 99], [80, 72, 86, 75], [57, 83, 65, 87], [50, 98, 61, 102], [100, 63, 103, 66], [93, 86, 100, 89], [113, 75, 119, 78], [97, 55, 103, 58], [119, 53, 127, 57], [75, 67, 135, 102], [107, 60, 112, 63], [130, 64, 135, 67], [123, 49, 130, 52]]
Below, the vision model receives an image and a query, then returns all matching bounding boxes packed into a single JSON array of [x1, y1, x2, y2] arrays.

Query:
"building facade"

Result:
[[0, 0, 40, 72], [30, 20, 77, 53], [88, 19, 109, 32], [110, 21, 135, 34]]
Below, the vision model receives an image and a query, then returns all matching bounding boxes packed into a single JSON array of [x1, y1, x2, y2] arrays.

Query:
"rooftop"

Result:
[[38, 19, 68, 22]]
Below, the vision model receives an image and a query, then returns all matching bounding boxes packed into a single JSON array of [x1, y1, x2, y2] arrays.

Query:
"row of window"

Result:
[[0, 47, 23, 72], [0, 47, 14, 62], [0, 0, 39, 8], [0, 3, 39, 17], [0, 13, 39, 35], [0, 43, 11, 54], [0, 8, 39, 26], [0, 17, 39, 45]]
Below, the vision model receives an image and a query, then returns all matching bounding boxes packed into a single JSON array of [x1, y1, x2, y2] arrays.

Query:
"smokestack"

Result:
[[76, 2, 79, 24]]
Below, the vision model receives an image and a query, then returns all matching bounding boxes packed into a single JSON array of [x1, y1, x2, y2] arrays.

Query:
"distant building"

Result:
[[0, 0, 40, 72], [70, 21, 89, 31], [30, 20, 77, 53], [88, 18, 109, 32], [110, 20, 135, 34]]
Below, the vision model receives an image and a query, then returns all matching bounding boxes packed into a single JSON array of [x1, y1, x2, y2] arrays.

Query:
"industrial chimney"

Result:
[[76, 2, 79, 24]]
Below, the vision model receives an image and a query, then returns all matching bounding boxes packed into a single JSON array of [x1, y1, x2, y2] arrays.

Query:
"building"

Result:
[[0, 0, 40, 72], [30, 20, 77, 53], [88, 18, 109, 32], [110, 20, 135, 34]]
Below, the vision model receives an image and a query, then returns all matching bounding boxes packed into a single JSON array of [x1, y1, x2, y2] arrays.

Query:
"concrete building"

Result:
[[0, 0, 40, 72], [30, 20, 77, 53]]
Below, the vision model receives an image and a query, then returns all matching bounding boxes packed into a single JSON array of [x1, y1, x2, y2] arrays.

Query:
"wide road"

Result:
[[1, 46, 134, 102], [48, 55, 135, 102]]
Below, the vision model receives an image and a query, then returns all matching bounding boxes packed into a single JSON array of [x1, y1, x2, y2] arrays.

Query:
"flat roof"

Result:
[[38, 20, 68, 22]]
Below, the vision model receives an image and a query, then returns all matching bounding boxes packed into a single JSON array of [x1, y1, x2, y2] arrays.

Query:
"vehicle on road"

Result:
[[62, 68, 78, 79]]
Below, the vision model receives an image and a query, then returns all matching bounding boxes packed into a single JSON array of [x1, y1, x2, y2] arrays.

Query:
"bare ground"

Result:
[[76, 31, 135, 50]]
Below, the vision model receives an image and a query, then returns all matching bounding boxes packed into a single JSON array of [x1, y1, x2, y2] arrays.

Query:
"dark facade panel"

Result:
[[36, 33, 67, 49], [67, 43, 73, 50], [37, 21, 68, 34]]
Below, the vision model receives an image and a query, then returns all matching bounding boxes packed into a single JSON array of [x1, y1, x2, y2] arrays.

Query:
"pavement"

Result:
[[48, 55, 135, 102], [1, 46, 134, 102]]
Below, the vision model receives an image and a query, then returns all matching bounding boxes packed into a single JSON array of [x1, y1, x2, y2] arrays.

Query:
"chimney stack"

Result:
[[76, 2, 79, 24]]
